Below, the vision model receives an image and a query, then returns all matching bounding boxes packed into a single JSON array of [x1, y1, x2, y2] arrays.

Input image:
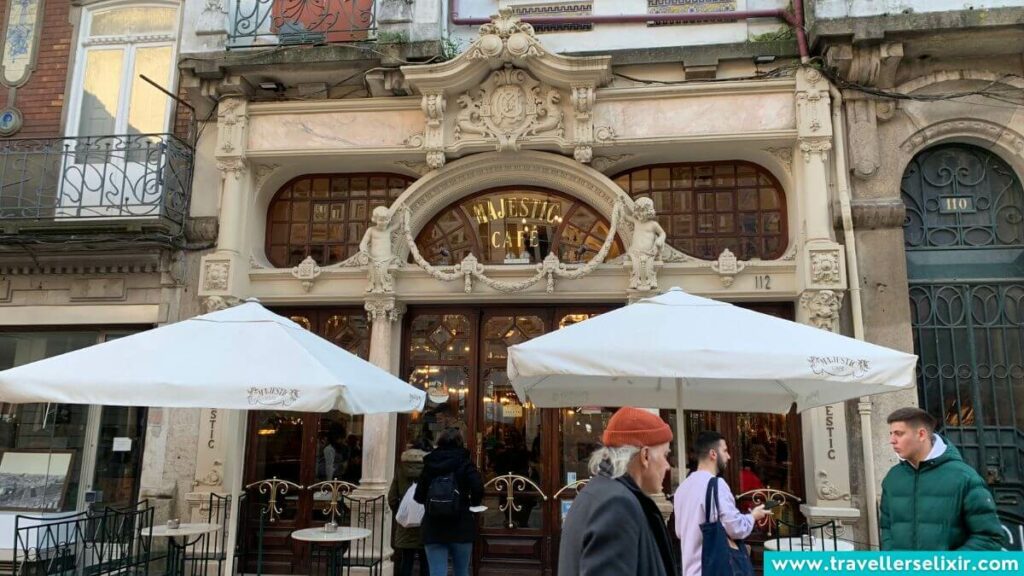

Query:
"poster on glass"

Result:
[[0, 450, 74, 511]]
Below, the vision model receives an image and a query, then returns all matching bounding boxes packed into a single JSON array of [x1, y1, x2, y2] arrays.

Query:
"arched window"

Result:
[[414, 187, 623, 266], [265, 173, 414, 267], [613, 162, 787, 260]]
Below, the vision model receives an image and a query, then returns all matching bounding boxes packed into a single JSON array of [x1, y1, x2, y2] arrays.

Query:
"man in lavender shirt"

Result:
[[673, 431, 769, 576]]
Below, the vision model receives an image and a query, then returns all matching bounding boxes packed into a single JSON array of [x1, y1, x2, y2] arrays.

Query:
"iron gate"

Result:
[[903, 144, 1024, 548]]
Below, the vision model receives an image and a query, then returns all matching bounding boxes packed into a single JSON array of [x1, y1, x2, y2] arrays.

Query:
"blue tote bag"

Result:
[[700, 477, 754, 576]]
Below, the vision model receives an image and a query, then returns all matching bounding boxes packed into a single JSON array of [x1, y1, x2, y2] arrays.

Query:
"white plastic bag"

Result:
[[395, 483, 425, 528]]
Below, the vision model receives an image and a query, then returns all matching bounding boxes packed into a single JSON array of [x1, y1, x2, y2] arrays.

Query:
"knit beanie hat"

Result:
[[602, 407, 674, 447]]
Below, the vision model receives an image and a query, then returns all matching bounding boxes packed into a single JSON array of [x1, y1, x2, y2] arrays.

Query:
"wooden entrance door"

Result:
[[400, 302, 804, 575], [242, 308, 369, 574]]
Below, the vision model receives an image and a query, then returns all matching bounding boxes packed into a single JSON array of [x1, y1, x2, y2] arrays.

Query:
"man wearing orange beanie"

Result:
[[558, 407, 677, 576]]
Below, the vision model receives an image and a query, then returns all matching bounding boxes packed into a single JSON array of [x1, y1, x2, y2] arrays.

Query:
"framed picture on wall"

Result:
[[0, 450, 74, 511]]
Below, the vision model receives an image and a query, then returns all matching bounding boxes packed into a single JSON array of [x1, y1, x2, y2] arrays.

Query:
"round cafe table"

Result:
[[763, 536, 855, 552], [291, 526, 371, 576], [149, 523, 221, 576]]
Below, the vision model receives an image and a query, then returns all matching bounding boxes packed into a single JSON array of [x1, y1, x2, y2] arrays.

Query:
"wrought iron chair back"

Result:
[[13, 501, 154, 576], [306, 480, 359, 525], [181, 493, 234, 576], [735, 487, 802, 537], [484, 473, 549, 529], [335, 494, 386, 576], [242, 478, 302, 576]]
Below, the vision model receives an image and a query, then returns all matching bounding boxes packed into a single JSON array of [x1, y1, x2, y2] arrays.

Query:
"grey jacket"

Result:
[[558, 473, 676, 576]]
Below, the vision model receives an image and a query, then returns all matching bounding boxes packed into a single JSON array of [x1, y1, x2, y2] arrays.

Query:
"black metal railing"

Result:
[[13, 501, 154, 576], [228, 0, 377, 48], [0, 134, 191, 225]]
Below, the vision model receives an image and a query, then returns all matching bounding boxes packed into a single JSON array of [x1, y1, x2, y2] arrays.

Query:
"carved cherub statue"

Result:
[[359, 206, 396, 294], [626, 197, 666, 291]]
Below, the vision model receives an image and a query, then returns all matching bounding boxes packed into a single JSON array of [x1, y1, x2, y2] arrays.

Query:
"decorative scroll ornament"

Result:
[[484, 474, 549, 529], [201, 295, 243, 313], [291, 256, 322, 293], [467, 8, 546, 61], [306, 480, 358, 524], [816, 469, 852, 502], [193, 459, 224, 489], [245, 477, 303, 523], [402, 201, 622, 294], [711, 248, 746, 288], [454, 65, 564, 152]]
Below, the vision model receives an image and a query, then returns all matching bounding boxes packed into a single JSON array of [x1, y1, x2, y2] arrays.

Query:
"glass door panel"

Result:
[[247, 411, 304, 522], [92, 406, 147, 509]]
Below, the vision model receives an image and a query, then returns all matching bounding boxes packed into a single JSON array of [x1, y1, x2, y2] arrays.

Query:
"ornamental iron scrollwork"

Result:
[[902, 144, 1024, 249], [484, 474, 549, 529], [736, 487, 801, 536], [552, 479, 590, 499], [306, 479, 359, 524], [0, 134, 191, 224], [228, 0, 376, 48], [245, 477, 303, 523]]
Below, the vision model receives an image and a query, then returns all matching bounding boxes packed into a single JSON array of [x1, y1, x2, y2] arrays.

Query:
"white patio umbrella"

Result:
[[0, 300, 425, 575], [508, 287, 916, 453]]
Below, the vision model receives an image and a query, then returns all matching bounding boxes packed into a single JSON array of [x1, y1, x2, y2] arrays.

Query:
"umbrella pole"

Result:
[[222, 409, 246, 576], [675, 378, 687, 480]]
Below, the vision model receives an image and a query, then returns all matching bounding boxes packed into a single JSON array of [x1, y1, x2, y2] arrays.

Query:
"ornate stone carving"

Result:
[[395, 160, 432, 176], [193, 459, 224, 489], [799, 139, 831, 163], [201, 295, 243, 313], [365, 297, 400, 323], [625, 198, 665, 291], [202, 261, 230, 292], [466, 8, 546, 61], [453, 66, 564, 152], [216, 97, 247, 157], [711, 248, 745, 288], [590, 154, 635, 173], [762, 146, 793, 174], [800, 290, 844, 331], [816, 469, 851, 502], [810, 250, 841, 285], [253, 163, 280, 190], [198, 0, 228, 35], [359, 206, 397, 294], [291, 256, 322, 293], [420, 90, 447, 169], [249, 252, 266, 270], [216, 157, 247, 179], [848, 199, 906, 230], [899, 118, 1020, 156]]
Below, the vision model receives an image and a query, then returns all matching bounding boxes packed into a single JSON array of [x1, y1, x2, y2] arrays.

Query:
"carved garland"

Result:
[[401, 201, 623, 294]]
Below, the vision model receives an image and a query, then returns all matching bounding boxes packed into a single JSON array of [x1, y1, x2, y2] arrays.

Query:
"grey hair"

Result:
[[588, 445, 641, 478]]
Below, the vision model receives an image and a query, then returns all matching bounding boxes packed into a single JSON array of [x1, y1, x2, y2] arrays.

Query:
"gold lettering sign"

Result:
[[472, 197, 561, 225]]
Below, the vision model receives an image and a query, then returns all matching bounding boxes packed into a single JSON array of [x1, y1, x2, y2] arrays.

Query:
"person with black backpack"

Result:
[[413, 427, 483, 576]]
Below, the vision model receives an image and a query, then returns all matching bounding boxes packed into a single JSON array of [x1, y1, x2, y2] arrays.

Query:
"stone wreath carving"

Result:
[[401, 202, 623, 294], [454, 66, 564, 151]]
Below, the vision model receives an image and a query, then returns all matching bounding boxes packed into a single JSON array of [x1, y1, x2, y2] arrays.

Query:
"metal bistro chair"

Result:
[[13, 500, 154, 576], [303, 479, 383, 576], [243, 477, 303, 576], [181, 493, 234, 576], [773, 518, 840, 551]]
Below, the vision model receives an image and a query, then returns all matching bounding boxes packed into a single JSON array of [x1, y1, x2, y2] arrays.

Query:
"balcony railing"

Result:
[[0, 134, 191, 227], [228, 0, 377, 49]]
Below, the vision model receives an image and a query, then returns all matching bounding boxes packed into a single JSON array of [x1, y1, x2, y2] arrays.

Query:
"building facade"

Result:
[[0, 0, 203, 554], [1, 0, 1022, 574]]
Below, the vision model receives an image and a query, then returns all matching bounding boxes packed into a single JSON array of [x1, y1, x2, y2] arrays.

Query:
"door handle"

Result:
[[476, 432, 483, 469]]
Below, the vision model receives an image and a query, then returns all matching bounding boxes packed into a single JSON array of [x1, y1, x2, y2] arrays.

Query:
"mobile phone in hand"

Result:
[[762, 500, 783, 511]]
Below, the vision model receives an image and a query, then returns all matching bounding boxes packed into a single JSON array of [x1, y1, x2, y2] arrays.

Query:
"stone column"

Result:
[[796, 290, 862, 541], [353, 295, 406, 572], [199, 96, 251, 305]]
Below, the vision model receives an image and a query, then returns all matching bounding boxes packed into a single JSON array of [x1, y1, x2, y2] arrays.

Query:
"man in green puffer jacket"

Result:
[[880, 407, 1005, 550]]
